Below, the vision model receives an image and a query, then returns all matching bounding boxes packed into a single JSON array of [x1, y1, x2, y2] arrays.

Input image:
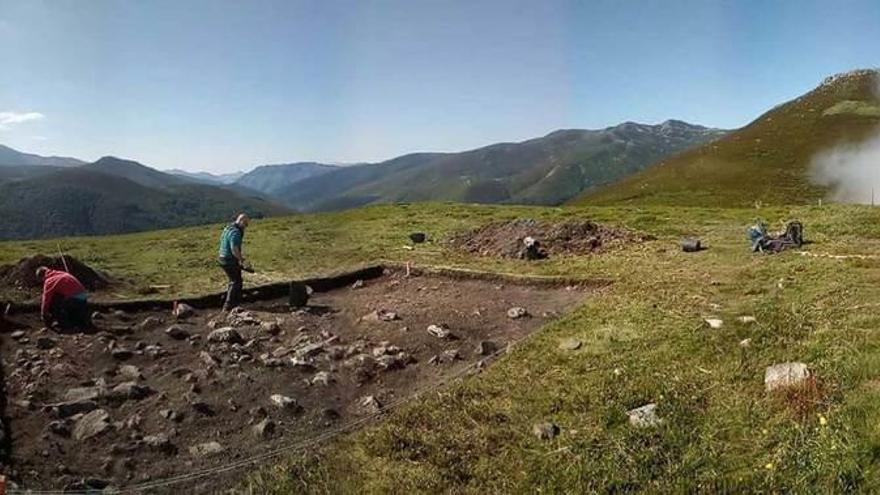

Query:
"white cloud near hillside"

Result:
[[810, 75, 880, 204], [0, 111, 45, 130]]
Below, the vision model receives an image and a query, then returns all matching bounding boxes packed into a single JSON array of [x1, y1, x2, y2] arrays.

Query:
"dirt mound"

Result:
[[449, 218, 652, 258], [0, 255, 110, 291]]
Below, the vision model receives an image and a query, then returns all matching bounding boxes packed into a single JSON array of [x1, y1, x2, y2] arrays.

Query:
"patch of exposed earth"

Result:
[[0, 268, 586, 492], [448, 218, 653, 258]]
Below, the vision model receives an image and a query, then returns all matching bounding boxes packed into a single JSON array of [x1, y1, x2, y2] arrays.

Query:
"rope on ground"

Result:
[[797, 251, 880, 260], [11, 323, 538, 495]]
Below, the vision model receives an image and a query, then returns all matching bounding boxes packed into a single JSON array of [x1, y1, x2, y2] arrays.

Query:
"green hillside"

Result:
[[5, 203, 880, 491], [573, 70, 880, 207], [277, 122, 723, 211]]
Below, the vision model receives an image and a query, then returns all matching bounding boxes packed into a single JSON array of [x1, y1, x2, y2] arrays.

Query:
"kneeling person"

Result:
[[37, 266, 91, 329]]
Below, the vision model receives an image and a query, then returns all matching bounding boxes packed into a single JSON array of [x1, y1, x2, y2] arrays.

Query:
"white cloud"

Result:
[[0, 111, 45, 126]]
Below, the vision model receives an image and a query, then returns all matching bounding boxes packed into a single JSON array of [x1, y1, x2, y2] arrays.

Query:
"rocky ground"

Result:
[[0, 268, 586, 492]]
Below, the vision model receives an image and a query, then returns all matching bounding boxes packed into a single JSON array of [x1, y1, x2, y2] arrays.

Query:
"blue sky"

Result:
[[0, 0, 878, 173]]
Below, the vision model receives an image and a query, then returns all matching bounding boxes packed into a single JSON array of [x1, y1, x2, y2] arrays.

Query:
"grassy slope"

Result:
[[572, 71, 880, 207], [6, 204, 880, 491]]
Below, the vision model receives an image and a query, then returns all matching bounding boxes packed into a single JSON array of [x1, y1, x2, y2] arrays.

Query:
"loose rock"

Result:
[[173, 303, 195, 319], [627, 403, 662, 427], [207, 327, 244, 344], [704, 318, 724, 329], [35, 336, 57, 350], [559, 339, 582, 351], [165, 325, 190, 340], [188, 441, 224, 457], [507, 307, 528, 319], [270, 394, 299, 410], [764, 362, 810, 391], [427, 324, 451, 339], [139, 316, 162, 331], [73, 409, 111, 441], [117, 365, 143, 381], [532, 422, 560, 440], [359, 395, 382, 414], [253, 418, 276, 439]]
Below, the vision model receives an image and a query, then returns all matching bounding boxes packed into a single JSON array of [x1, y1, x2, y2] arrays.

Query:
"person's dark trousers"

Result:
[[50, 297, 92, 330], [221, 263, 243, 311]]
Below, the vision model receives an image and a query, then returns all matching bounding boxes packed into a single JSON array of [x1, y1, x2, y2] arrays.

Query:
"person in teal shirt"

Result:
[[218, 213, 249, 311]]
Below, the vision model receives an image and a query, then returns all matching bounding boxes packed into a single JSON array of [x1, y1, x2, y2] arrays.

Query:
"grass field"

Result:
[[5, 203, 880, 491]]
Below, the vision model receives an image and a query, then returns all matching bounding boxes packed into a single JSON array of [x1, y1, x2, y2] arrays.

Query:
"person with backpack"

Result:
[[218, 213, 249, 311]]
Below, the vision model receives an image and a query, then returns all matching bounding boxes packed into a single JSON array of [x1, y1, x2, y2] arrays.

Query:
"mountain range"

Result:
[[0, 155, 288, 240], [5, 68, 877, 240]]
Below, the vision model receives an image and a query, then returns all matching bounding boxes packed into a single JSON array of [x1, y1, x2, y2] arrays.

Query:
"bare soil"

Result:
[[0, 268, 586, 492], [0, 255, 111, 294], [448, 218, 653, 258]]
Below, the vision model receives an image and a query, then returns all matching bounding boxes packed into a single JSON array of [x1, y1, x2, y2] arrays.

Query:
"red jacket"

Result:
[[41, 269, 87, 314]]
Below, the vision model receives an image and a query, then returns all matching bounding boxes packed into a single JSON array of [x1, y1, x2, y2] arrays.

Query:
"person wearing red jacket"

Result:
[[36, 266, 92, 329]]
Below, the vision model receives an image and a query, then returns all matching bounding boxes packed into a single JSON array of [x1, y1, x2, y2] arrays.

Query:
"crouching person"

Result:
[[36, 266, 92, 330]]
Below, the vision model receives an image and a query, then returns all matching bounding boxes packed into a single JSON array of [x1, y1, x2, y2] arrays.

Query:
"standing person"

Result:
[[36, 266, 91, 329], [218, 213, 249, 311]]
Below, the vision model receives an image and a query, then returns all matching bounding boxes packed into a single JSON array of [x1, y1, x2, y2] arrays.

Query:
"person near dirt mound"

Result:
[[218, 213, 250, 311], [36, 266, 92, 329]]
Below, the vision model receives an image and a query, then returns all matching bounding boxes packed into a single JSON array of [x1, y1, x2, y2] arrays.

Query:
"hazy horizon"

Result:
[[2, 0, 879, 173]]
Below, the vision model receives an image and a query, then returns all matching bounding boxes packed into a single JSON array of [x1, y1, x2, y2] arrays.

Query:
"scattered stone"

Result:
[[359, 395, 382, 414], [142, 434, 175, 454], [739, 338, 752, 348], [159, 409, 184, 422], [117, 365, 143, 381], [362, 309, 400, 322], [351, 280, 364, 290], [260, 321, 281, 335], [376, 353, 410, 370], [207, 327, 244, 344], [704, 318, 724, 329], [191, 401, 216, 416], [559, 339, 582, 351], [53, 400, 99, 418], [627, 403, 662, 428], [764, 362, 810, 391], [311, 371, 333, 386], [47, 420, 71, 437], [73, 409, 111, 440], [165, 325, 190, 340], [200, 351, 220, 367], [173, 303, 195, 319], [253, 418, 276, 439], [475, 340, 496, 356], [270, 394, 299, 410], [295, 342, 325, 358], [289, 357, 316, 371], [35, 336, 57, 350], [532, 422, 560, 440], [123, 413, 142, 430], [738, 316, 758, 324], [139, 316, 162, 331], [427, 324, 451, 339], [111, 348, 134, 361], [507, 307, 528, 319], [10, 330, 25, 340], [442, 349, 460, 362], [91, 311, 104, 321], [106, 382, 153, 403], [188, 441, 224, 457], [64, 386, 103, 403]]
